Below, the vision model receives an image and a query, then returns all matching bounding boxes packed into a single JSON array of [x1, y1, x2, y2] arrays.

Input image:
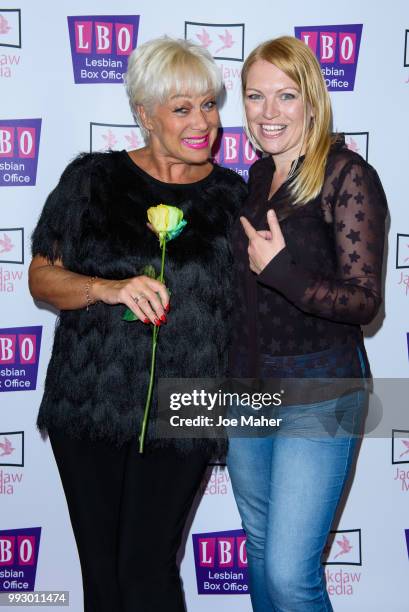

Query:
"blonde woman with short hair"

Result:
[[29, 37, 246, 611]]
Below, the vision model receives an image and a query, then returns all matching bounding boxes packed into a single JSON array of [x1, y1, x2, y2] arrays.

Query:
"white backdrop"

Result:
[[1, 1, 409, 610]]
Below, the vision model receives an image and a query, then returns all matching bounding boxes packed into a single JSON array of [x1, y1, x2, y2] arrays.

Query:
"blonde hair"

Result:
[[125, 37, 223, 141], [242, 36, 336, 204]]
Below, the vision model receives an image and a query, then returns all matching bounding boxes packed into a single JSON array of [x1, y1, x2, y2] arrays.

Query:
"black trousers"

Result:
[[49, 430, 210, 612]]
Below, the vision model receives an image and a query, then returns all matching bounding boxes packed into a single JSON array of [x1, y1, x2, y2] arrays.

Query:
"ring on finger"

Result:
[[133, 293, 147, 304]]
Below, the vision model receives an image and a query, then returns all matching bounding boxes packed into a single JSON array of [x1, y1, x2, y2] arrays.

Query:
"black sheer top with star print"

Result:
[[230, 137, 387, 377]]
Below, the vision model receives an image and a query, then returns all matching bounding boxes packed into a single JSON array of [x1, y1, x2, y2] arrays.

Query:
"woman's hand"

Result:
[[93, 275, 169, 325], [240, 209, 286, 274], [29, 256, 170, 321]]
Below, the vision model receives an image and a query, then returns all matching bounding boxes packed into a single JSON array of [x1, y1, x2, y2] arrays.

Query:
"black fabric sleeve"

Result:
[[31, 153, 94, 264], [257, 161, 388, 325]]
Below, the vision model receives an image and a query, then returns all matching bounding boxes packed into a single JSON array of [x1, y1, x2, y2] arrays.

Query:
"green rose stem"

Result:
[[126, 204, 187, 453], [138, 236, 166, 453]]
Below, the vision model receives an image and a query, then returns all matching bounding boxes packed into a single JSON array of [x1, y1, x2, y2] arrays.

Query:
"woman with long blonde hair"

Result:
[[227, 36, 387, 611]]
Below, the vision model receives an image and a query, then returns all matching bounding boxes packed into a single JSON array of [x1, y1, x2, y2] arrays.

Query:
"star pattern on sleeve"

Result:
[[297, 159, 387, 324], [346, 229, 361, 244], [258, 157, 387, 326], [338, 190, 353, 208], [352, 172, 363, 186]]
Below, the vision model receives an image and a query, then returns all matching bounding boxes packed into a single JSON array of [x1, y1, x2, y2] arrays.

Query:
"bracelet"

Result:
[[85, 276, 97, 312]]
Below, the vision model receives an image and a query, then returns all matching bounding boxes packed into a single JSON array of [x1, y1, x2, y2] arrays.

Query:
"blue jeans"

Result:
[[227, 347, 367, 612]]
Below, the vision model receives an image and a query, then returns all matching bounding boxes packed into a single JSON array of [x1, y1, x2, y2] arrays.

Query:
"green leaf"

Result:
[[141, 264, 157, 279], [122, 308, 139, 322]]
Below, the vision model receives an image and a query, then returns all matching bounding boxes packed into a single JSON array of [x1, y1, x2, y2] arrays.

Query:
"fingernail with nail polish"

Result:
[[160, 314, 167, 323]]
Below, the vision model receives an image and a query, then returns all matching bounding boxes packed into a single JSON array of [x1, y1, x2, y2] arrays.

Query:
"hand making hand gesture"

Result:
[[240, 209, 286, 274]]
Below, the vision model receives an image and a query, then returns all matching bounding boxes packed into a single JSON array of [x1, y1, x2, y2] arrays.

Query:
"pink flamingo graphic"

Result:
[[0, 437, 15, 457], [0, 233, 14, 253], [124, 131, 141, 150], [399, 440, 409, 459], [0, 15, 11, 35], [334, 535, 352, 559], [101, 129, 118, 150], [215, 29, 235, 55], [196, 28, 212, 49], [346, 137, 359, 153]]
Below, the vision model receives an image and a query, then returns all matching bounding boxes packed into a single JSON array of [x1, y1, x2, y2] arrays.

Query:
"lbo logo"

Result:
[[0, 535, 36, 566], [0, 119, 42, 186], [0, 126, 37, 158], [0, 326, 42, 392], [192, 529, 249, 595], [294, 24, 363, 91], [73, 22, 134, 55], [0, 528, 41, 592], [67, 15, 140, 84], [197, 534, 247, 567], [0, 333, 37, 364], [212, 127, 261, 182]]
